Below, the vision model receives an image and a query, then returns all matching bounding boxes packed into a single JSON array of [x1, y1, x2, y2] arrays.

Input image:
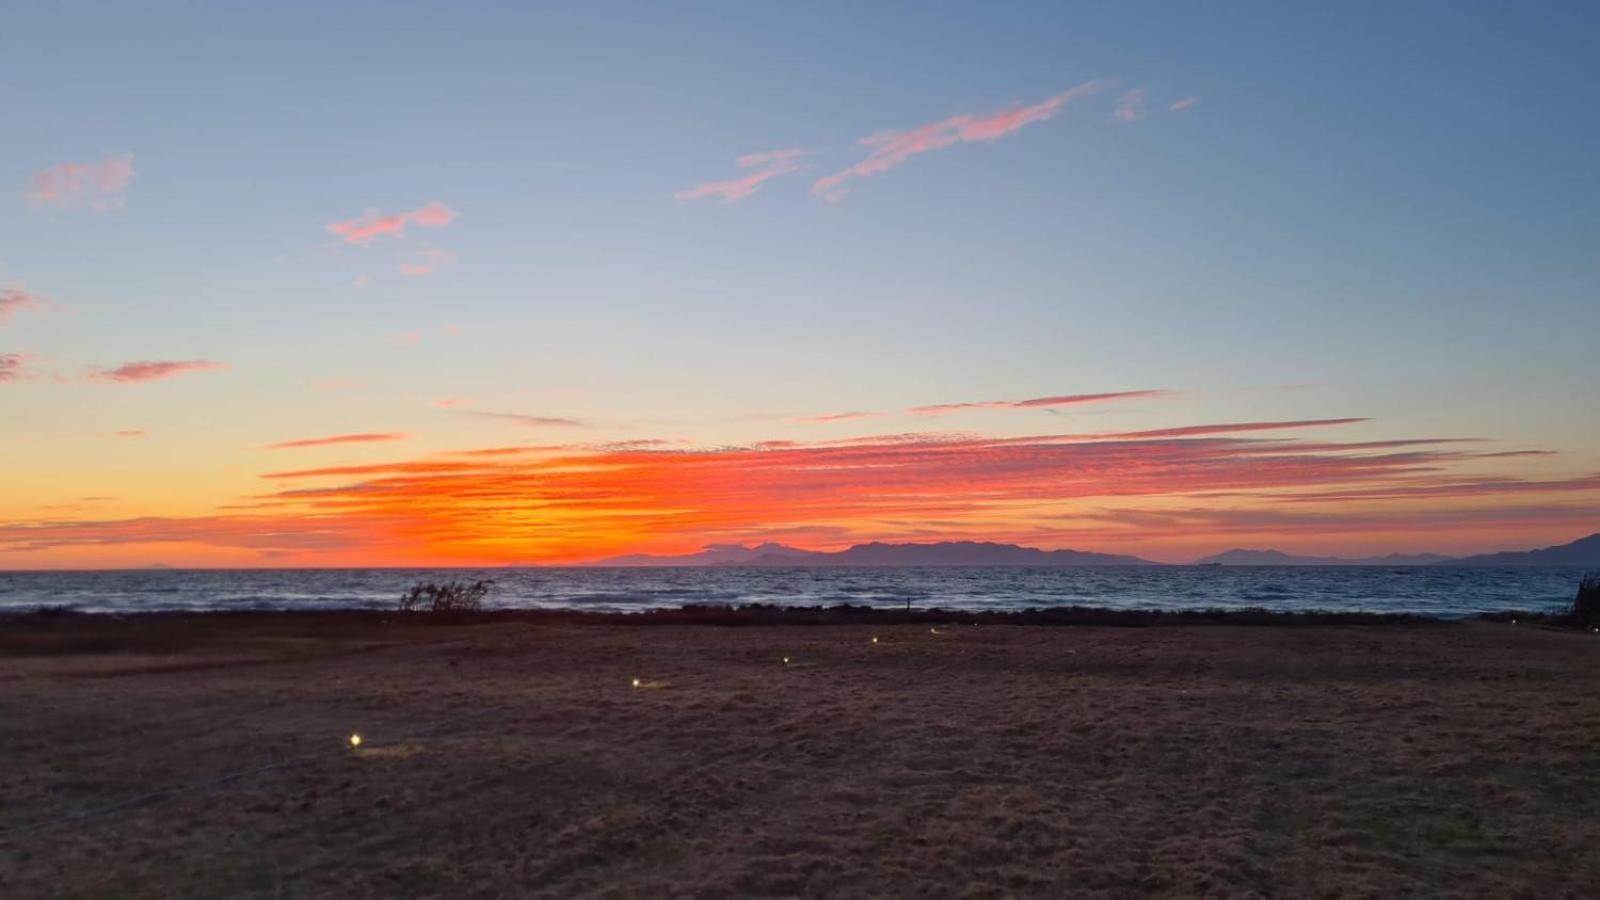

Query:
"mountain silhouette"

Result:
[[1442, 532, 1600, 566], [587, 542, 820, 567], [1193, 549, 1455, 566], [587, 540, 1156, 567]]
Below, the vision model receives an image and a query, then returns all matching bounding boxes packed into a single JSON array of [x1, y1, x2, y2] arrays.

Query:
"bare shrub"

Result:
[[398, 580, 492, 614]]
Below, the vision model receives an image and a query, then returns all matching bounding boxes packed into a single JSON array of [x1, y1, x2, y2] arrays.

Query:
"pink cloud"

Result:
[[812, 81, 1109, 200], [1113, 89, 1147, 122], [908, 389, 1167, 416], [398, 247, 456, 276], [327, 202, 458, 245], [268, 432, 409, 450], [27, 155, 135, 210], [1169, 97, 1200, 112], [0, 353, 26, 382], [432, 397, 469, 408], [795, 411, 882, 424], [111, 430, 147, 438], [0, 288, 42, 325], [677, 149, 807, 202], [87, 360, 226, 383]]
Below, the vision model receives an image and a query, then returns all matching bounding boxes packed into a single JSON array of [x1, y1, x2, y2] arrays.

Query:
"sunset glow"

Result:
[[3, 3, 1596, 569]]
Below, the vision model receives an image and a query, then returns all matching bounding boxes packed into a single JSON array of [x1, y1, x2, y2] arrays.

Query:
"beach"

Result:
[[4, 611, 1600, 896]]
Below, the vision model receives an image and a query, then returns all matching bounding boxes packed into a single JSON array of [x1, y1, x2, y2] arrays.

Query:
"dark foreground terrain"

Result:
[[3, 610, 1599, 896]]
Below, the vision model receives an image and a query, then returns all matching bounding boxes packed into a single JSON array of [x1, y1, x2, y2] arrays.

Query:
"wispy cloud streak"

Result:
[[677, 149, 807, 202], [0, 289, 42, 325], [27, 155, 134, 210], [908, 389, 1167, 416], [267, 433, 409, 450], [1113, 89, 1147, 122], [812, 81, 1108, 200], [87, 360, 226, 383], [457, 410, 587, 428], [795, 411, 882, 424], [398, 248, 456, 276], [327, 202, 457, 244]]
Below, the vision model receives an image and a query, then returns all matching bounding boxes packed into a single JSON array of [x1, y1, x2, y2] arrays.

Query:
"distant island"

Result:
[[586, 540, 1157, 567], [1193, 549, 1457, 566], [583, 531, 1600, 568]]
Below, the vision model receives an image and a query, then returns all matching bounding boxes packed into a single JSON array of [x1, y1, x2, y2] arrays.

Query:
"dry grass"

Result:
[[3, 613, 1599, 896]]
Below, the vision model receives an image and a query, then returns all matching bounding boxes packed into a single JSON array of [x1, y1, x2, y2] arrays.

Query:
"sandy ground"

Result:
[[3, 613, 1600, 897]]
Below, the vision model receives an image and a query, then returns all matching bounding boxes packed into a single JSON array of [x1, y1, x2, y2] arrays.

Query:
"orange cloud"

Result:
[[27, 155, 134, 210], [327, 202, 457, 244], [908, 389, 1168, 416], [813, 81, 1108, 200], [677, 149, 807, 202], [267, 432, 409, 450], [87, 360, 226, 383], [4, 416, 1592, 566]]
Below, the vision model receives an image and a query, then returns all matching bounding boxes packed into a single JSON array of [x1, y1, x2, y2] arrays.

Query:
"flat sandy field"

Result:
[[4, 611, 1600, 897]]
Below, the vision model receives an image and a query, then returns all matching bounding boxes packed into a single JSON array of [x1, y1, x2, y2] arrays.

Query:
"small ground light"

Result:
[[631, 677, 642, 689], [1512, 619, 1518, 625], [871, 636, 879, 644], [348, 733, 362, 749], [782, 656, 790, 665]]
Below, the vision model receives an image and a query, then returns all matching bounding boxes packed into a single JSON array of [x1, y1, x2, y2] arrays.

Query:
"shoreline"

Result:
[[0, 601, 1577, 628]]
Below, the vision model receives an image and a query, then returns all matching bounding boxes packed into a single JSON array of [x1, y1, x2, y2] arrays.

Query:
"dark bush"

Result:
[[398, 580, 492, 614], [1572, 573, 1600, 626]]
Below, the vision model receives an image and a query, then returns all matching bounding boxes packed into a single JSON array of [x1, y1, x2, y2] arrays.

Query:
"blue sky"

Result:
[[2, 2, 1598, 565]]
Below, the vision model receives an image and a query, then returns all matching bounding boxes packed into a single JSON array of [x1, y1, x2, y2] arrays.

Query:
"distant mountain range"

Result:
[[586, 540, 1157, 567], [582, 531, 1600, 568], [585, 543, 818, 567], [1192, 549, 1457, 566], [1444, 532, 1600, 566]]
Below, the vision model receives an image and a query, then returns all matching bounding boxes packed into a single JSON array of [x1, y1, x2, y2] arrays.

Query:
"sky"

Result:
[[2, 1, 1598, 567]]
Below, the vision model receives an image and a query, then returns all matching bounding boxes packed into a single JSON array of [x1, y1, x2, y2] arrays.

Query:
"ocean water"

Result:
[[0, 566, 1591, 618]]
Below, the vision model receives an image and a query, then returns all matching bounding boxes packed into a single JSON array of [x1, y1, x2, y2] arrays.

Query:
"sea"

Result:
[[0, 566, 1591, 619]]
